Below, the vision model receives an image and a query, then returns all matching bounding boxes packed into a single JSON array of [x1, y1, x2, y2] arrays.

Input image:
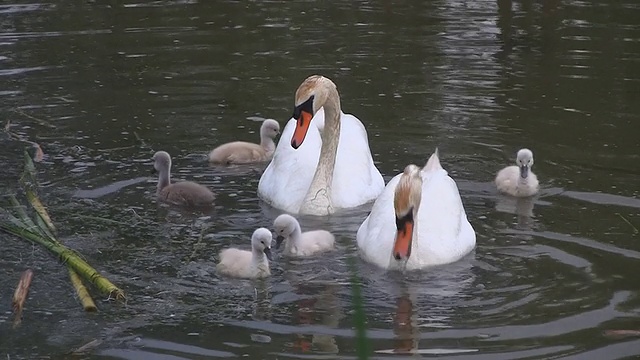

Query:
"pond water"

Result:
[[1, 1, 639, 359]]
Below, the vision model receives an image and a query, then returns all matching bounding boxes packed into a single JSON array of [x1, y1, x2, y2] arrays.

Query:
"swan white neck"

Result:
[[260, 136, 276, 155], [252, 248, 267, 262], [300, 92, 341, 215], [157, 168, 170, 192], [284, 221, 303, 254], [409, 206, 420, 258], [251, 248, 269, 276], [392, 176, 423, 270]]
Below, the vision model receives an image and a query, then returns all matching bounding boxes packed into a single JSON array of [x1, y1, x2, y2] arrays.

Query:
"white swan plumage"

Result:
[[258, 75, 384, 216], [216, 228, 273, 279], [495, 148, 539, 197], [273, 214, 335, 257], [356, 150, 476, 270]]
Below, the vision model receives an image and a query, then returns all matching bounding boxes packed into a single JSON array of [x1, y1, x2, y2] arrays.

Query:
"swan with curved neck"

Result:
[[392, 165, 423, 263], [258, 75, 384, 216], [291, 76, 342, 214], [357, 150, 476, 270]]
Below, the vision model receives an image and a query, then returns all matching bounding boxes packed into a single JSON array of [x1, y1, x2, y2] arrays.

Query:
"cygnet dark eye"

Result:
[[260, 240, 265, 245]]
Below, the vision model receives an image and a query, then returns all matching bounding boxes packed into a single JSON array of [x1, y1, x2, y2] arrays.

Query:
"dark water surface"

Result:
[[1, 1, 639, 359]]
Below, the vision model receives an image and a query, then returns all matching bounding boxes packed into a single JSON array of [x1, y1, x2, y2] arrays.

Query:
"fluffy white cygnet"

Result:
[[208, 119, 280, 164], [216, 227, 273, 279], [153, 151, 215, 207], [273, 214, 335, 257], [495, 148, 539, 197]]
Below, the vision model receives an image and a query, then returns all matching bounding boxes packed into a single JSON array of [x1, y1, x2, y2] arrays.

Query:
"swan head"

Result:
[[291, 75, 337, 149], [392, 165, 423, 262], [252, 227, 273, 261], [516, 148, 534, 179], [260, 119, 280, 139], [273, 214, 297, 249], [152, 151, 171, 173]]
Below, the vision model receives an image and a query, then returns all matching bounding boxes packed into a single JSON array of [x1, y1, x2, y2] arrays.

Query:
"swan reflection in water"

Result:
[[392, 291, 418, 354], [495, 195, 537, 230], [290, 282, 342, 354], [365, 257, 477, 355]]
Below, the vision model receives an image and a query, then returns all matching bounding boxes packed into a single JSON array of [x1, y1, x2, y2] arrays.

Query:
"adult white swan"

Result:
[[356, 150, 476, 270], [258, 75, 384, 215]]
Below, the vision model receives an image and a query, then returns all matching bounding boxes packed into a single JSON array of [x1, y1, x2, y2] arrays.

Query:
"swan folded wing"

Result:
[[231, 143, 265, 163], [415, 171, 473, 264], [211, 142, 264, 164], [495, 166, 518, 193], [300, 230, 335, 255], [331, 113, 385, 208], [216, 248, 253, 278], [161, 181, 215, 207]]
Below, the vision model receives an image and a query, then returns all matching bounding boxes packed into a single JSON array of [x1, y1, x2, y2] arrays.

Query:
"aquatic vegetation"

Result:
[[0, 149, 125, 318]]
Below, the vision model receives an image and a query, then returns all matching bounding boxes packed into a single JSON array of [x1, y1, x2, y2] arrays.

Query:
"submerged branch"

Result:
[[616, 213, 639, 235], [11, 108, 57, 129]]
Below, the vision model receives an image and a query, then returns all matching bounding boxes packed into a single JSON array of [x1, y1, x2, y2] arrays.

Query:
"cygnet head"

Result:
[[516, 148, 535, 179], [252, 227, 273, 261], [152, 151, 172, 173], [392, 164, 423, 262], [260, 119, 280, 139], [291, 75, 338, 149], [273, 214, 298, 249]]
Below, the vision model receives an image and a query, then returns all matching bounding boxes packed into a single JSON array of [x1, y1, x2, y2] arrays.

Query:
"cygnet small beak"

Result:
[[264, 247, 273, 261], [519, 164, 529, 179], [275, 235, 285, 250]]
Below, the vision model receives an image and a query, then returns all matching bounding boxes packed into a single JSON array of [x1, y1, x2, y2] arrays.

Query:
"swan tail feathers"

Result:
[[424, 148, 442, 171]]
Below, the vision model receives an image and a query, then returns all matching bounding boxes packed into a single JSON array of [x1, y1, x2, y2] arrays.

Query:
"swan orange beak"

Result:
[[393, 212, 413, 261], [291, 110, 313, 149]]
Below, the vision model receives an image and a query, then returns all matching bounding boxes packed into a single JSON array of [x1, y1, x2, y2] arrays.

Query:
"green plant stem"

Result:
[[0, 222, 125, 301], [347, 256, 370, 359]]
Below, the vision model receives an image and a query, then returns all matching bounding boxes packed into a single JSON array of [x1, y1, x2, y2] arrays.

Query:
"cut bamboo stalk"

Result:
[[25, 189, 56, 235], [0, 148, 126, 305], [21, 149, 56, 234], [8, 195, 40, 236], [12, 269, 34, 328], [34, 214, 55, 240], [0, 223, 125, 302], [68, 269, 97, 312], [21, 149, 37, 185]]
